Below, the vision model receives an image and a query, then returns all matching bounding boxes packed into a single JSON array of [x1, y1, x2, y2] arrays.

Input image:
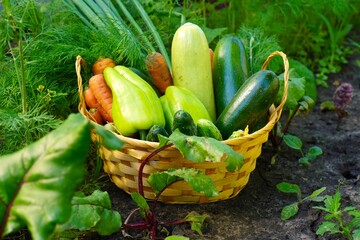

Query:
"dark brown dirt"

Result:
[[98, 50, 360, 240]]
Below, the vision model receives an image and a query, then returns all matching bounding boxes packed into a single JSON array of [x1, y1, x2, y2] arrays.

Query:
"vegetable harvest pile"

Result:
[[83, 22, 281, 142]]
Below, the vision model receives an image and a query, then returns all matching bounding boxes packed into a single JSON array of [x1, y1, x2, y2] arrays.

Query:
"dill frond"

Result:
[[0, 107, 62, 155], [237, 26, 282, 75]]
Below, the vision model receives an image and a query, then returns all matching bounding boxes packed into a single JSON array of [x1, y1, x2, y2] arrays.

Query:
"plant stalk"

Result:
[[19, 36, 26, 114], [275, 104, 301, 147], [137, 143, 173, 196], [132, 0, 172, 73]]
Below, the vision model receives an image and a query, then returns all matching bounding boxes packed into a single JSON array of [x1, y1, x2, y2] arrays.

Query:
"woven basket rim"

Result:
[[78, 102, 278, 148]]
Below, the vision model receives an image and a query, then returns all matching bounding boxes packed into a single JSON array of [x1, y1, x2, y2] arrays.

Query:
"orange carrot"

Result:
[[84, 87, 100, 108], [92, 57, 116, 75], [88, 74, 113, 122], [84, 87, 112, 123], [145, 52, 173, 94], [89, 108, 103, 124]]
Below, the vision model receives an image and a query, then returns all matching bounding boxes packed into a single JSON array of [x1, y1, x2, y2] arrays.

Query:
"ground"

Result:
[[97, 50, 360, 240]]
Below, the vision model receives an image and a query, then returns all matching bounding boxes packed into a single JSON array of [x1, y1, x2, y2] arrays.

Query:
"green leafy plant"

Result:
[[267, 65, 322, 164], [0, 0, 46, 114], [276, 182, 327, 220], [53, 190, 122, 238], [0, 114, 123, 239], [0, 1, 75, 154], [313, 191, 360, 240], [0, 108, 63, 155], [277, 184, 360, 239], [280, 134, 323, 166], [237, 26, 282, 75]]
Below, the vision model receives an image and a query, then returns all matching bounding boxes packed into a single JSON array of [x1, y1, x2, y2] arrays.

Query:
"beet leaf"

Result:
[[0, 114, 91, 239]]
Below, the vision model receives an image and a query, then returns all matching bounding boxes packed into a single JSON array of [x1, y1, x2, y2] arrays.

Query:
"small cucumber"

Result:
[[216, 70, 279, 139], [197, 119, 223, 141], [146, 125, 169, 142], [213, 35, 249, 116], [172, 110, 197, 136]]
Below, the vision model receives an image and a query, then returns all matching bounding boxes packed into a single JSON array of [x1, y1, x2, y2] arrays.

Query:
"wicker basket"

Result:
[[76, 51, 289, 204]]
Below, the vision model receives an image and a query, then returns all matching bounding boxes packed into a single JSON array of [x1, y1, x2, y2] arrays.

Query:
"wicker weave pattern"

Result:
[[76, 51, 289, 204]]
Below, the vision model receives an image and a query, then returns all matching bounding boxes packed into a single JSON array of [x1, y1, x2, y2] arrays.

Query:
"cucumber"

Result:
[[171, 22, 216, 121], [146, 125, 169, 142], [172, 110, 197, 136], [216, 70, 279, 139], [213, 35, 249, 116], [197, 119, 223, 141]]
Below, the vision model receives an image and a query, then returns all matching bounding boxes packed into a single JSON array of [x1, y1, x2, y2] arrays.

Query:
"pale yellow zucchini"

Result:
[[171, 22, 216, 121]]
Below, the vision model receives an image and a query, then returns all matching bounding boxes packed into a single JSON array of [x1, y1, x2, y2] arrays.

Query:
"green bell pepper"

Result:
[[160, 86, 212, 132], [103, 65, 165, 137]]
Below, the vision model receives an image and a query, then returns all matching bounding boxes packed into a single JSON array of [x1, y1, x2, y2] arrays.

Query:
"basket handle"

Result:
[[261, 51, 289, 122], [75, 55, 93, 121]]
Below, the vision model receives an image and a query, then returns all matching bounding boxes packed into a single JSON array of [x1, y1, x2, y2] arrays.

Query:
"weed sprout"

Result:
[[333, 82, 353, 130]]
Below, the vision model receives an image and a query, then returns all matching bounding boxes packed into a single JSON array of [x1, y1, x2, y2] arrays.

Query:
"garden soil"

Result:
[[98, 49, 360, 239]]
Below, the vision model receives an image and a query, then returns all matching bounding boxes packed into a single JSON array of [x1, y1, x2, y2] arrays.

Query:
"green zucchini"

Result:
[[171, 22, 216, 121], [213, 35, 249, 116], [216, 70, 279, 139], [172, 110, 197, 136]]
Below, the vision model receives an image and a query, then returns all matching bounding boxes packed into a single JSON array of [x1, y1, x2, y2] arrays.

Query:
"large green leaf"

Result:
[[168, 130, 244, 172], [146, 172, 180, 195], [202, 25, 227, 44], [92, 123, 124, 150], [275, 68, 306, 110], [0, 113, 91, 239], [148, 168, 218, 197], [55, 190, 121, 236]]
